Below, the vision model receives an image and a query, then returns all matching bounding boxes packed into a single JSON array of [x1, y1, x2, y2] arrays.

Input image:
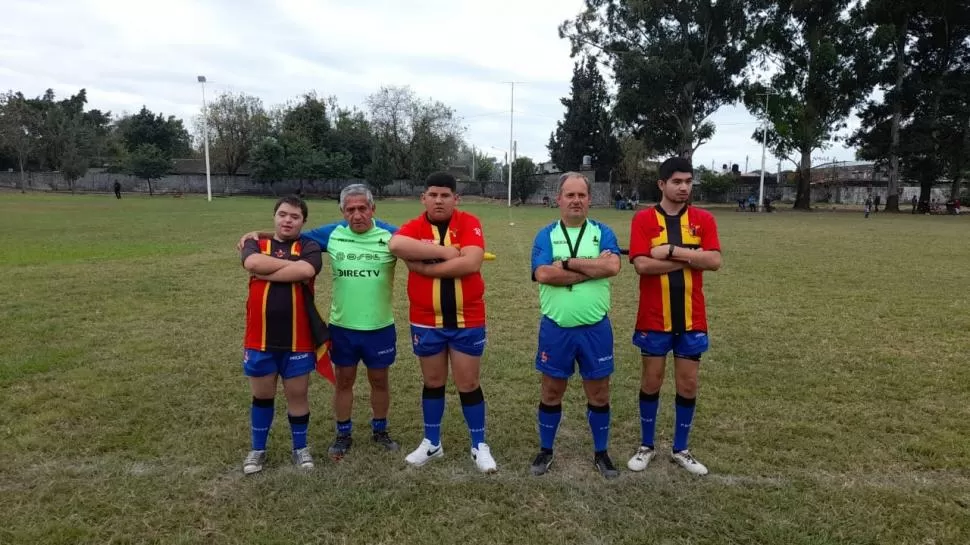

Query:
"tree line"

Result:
[[550, 0, 970, 210]]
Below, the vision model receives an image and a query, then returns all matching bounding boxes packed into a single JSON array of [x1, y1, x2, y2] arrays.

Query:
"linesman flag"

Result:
[[301, 284, 335, 385]]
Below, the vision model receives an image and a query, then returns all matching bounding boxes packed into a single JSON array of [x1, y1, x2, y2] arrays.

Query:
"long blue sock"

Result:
[[459, 387, 487, 448], [336, 419, 352, 436], [587, 403, 611, 454], [673, 394, 697, 452], [289, 412, 309, 450], [371, 418, 387, 433], [537, 402, 562, 451], [250, 397, 274, 451], [422, 385, 446, 446], [639, 390, 660, 448]]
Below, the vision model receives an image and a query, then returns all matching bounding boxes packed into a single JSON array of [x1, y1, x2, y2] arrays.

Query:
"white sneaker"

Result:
[[292, 447, 314, 470], [243, 450, 266, 475], [671, 449, 709, 475], [627, 446, 656, 472], [405, 438, 444, 467], [471, 443, 497, 473]]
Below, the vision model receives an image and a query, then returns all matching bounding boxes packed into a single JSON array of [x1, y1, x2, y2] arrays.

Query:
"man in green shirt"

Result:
[[529, 172, 622, 478], [239, 184, 400, 460]]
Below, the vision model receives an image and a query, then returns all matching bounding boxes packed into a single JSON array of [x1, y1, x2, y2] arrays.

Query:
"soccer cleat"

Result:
[[671, 449, 709, 475], [243, 450, 267, 475], [530, 450, 554, 476], [328, 434, 353, 460], [372, 430, 400, 451], [405, 438, 444, 467], [594, 452, 620, 479], [626, 446, 657, 472], [292, 447, 314, 470], [471, 443, 498, 473]]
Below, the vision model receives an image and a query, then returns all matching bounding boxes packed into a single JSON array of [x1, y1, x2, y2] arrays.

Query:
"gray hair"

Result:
[[339, 184, 375, 210], [557, 172, 591, 195]]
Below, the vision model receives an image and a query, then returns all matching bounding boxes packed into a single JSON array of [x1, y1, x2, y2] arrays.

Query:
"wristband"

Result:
[[667, 245, 676, 259], [562, 258, 571, 271]]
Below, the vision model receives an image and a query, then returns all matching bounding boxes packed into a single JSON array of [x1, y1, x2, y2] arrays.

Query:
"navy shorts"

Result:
[[535, 315, 614, 380], [632, 330, 709, 360], [243, 349, 315, 379], [329, 324, 397, 369], [410, 325, 487, 357]]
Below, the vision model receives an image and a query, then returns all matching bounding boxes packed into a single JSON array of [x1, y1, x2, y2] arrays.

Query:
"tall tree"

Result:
[[504, 156, 541, 203], [249, 137, 287, 193], [280, 92, 331, 149], [548, 57, 620, 180], [745, 0, 875, 210], [329, 105, 373, 177], [0, 91, 41, 192], [616, 134, 654, 187], [117, 106, 192, 158], [201, 91, 269, 177], [560, 0, 756, 159]]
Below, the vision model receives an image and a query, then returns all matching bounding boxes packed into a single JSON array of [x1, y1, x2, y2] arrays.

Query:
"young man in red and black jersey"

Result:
[[388, 172, 497, 473], [239, 195, 323, 475], [626, 157, 722, 476]]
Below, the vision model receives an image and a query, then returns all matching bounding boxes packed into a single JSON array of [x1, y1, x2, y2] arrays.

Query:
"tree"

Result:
[[280, 92, 331, 150], [0, 91, 41, 192], [365, 136, 396, 196], [745, 1, 875, 210], [507, 156, 541, 203], [201, 92, 269, 178], [126, 144, 172, 196], [616, 135, 654, 187], [366, 86, 464, 183], [249, 137, 287, 192], [548, 57, 620, 180], [329, 105, 373, 177], [117, 106, 192, 158], [560, 0, 757, 159]]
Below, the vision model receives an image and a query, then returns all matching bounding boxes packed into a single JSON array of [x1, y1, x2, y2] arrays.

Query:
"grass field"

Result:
[[1, 192, 969, 545]]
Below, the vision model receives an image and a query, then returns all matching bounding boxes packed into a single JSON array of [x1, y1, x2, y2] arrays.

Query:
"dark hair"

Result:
[[274, 195, 308, 220], [425, 171, 457, 192], [659, 157, 693, 181]]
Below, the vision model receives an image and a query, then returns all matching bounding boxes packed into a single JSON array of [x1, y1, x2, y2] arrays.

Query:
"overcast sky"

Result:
[[2, 0, 859, 172]]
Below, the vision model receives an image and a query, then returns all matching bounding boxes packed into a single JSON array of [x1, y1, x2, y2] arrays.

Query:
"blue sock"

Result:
[[289, 413, 309, 450], [371, 418, 387, 433], [422, 385, 446, 446], [673, 394, 697, 452], [336, 419, 352, 437], [639, 390, 660, 448], [587, 403, 611, 453], [250, 397, 274, 451], [537, 402, 562, 451], [459, 387, 487, 448]]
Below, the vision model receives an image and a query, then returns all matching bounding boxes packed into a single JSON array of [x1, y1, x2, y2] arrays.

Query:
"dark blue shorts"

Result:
[[243, 349, 315, 379], [329, 324, 397, 369], [632, 330, 709, 360], [535, 316, 614, 380], [410, 326, 487, 357]]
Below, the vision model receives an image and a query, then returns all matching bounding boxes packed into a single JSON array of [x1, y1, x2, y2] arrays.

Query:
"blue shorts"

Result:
[[632, 331, 709, 360], [243, 349, 315, 379], [410, 326, 487, 357], [536, 316, 614, 380], [329, 324, 397, 369]]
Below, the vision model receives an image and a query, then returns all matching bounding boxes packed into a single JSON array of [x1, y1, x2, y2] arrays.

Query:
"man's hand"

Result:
[[237, 231, 262, 252], [440, 245, 461, 260], [650, 244, 671, 260], [405, 260, 429, 275]]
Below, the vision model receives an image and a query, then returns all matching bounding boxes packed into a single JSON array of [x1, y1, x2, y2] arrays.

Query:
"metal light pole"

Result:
[[757, 89, 776, 211], [507, 82, 514, 207], [198, 75, 212, 202]]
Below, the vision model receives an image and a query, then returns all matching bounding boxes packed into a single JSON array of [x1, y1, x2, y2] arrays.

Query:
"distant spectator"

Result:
[[113, 181, 122, 199], [873, 194, 881, 213], [911, 195, 918, 214], [864, 196, 872, 219], [614, 190, 624, 210]]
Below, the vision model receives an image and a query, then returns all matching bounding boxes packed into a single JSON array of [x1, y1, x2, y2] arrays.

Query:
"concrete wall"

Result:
[[0, 169, 613, 206], [706, 183, 956, 206]]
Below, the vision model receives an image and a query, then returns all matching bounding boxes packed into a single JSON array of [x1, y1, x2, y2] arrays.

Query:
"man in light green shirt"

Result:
[[239, 184, 400, 460], [529, 172, 622, 479]]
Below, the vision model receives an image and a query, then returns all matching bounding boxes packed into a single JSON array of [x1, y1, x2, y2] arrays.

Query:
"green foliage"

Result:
[[547, 57, 620, 180], [125, 144, 172, 196], [249, 137, 287, 187], [506, 156, 541, 203], [201, 92, 269, 176], [561, 0, 756, 159], [117, 106, 192, 158], [699, 169, 737, 200]]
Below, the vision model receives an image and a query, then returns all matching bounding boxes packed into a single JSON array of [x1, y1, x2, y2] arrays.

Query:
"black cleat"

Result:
[[594, 451, 619, 479], [328, 434, 353, 460], [372, 430, 400, 451], [530, 449, 555, 476]]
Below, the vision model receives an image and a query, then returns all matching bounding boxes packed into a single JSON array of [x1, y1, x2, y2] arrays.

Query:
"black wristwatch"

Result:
[[667, 245, 676, 259], [562, 258, 571, 271]]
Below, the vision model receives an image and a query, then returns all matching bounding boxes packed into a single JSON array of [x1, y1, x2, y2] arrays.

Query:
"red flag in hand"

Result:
[[315, 339, 335, 384]]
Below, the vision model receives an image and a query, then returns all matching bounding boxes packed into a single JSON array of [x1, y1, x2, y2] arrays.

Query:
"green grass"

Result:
[[1, 192, 969, 545]]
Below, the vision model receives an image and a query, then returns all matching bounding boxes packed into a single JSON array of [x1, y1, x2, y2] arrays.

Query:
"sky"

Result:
[[1, 0, 860, 173]]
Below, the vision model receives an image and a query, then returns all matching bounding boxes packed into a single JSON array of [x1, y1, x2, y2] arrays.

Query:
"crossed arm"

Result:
[[388, 236, 484, 278], [241, 248, 317, 283], [632, 244, 721, 276], [534, 251, 621, 286]]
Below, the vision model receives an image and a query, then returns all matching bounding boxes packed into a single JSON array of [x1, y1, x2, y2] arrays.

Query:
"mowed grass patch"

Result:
[[1, 192, 969, 544]]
